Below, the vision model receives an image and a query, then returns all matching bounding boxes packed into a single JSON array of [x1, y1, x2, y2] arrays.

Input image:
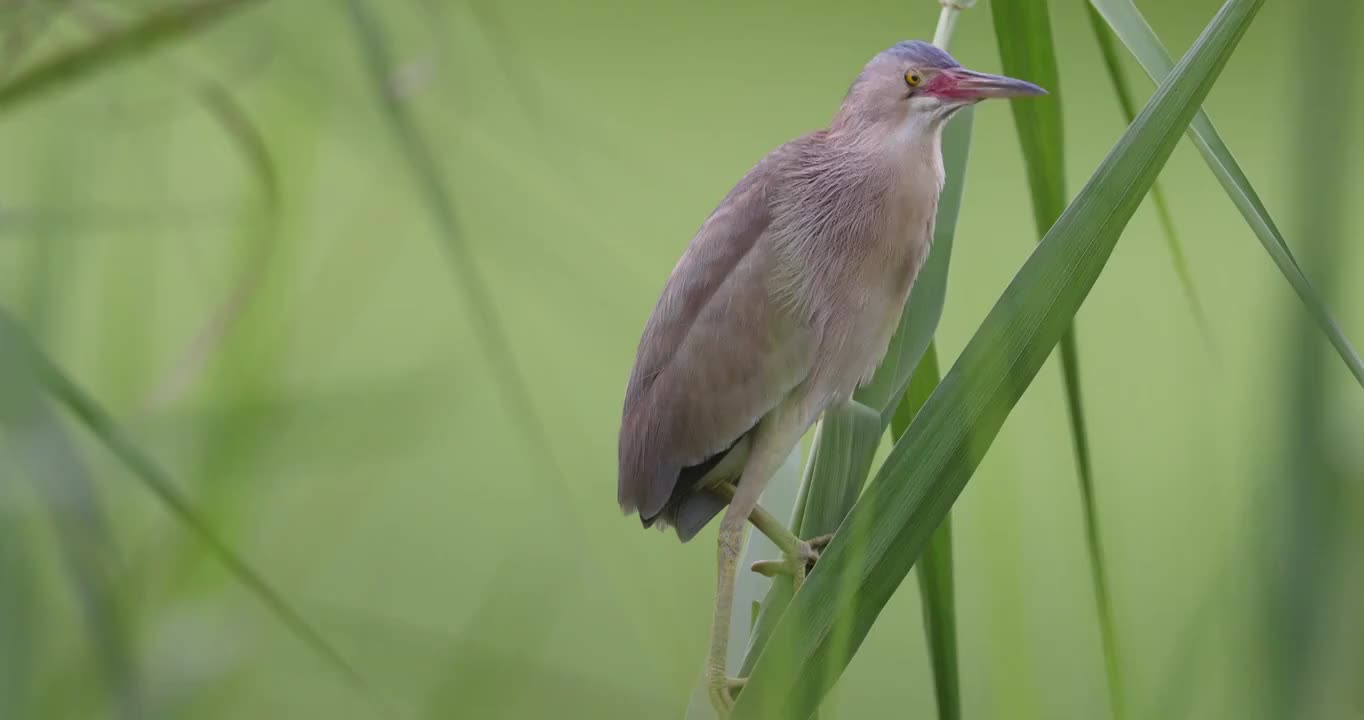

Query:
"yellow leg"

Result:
[[705, 508, 744, 714], [703, 405, 817, 715], [709, 482, 802, 555], [705, 527, 828, 713]]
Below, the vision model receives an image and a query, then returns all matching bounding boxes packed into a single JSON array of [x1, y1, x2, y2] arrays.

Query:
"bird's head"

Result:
[[835, 40, 1046, 137]]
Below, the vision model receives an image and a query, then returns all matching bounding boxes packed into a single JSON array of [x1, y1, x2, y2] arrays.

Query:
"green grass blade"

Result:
[[914, 515, 957, 720], [1265, 3, 1358, 716], [0, 0, 265, 115], [788, 402, 881, 720], [0, 308, 387, 715], [1084, 4, 1212, 344], [2, 179, 139, 717], [891, 344, 959, 720], [342, 0, 576, 502], [2, 410, 142, 719], [990, 3, 1126, 717], [990, 0, 1065, 234], [1055, 335, 1125, 715], [150, 83, 281, 408], [730, 2, 1265, 716], [1088, 0, 1364, 387], [797, 402, 884, 538], [342, 9, 639, 693]]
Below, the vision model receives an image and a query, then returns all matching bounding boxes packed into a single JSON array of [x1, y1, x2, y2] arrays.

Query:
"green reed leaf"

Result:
[[892, 345, 959, 720], [1088, 0, 1364, 386], [991, 2, 1127, 716], [1083, 4, 1212, 343]]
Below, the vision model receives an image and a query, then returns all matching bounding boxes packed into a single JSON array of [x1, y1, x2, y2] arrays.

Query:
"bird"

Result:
[[617, 40, 1044, 714]]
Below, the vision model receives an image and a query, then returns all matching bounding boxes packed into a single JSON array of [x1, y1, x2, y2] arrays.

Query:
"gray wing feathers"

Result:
[[618, 151, 815, 520]]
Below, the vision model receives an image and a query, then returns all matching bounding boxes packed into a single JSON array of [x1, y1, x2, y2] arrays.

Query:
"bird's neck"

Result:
[[827, 117, 947, 194], [904, 123, 948, 194]]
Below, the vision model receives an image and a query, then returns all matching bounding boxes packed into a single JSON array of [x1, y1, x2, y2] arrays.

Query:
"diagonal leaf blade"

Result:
[[1088, 0, 1364, 386], [1084, 4, 1212, 342], [990, 2, 1126, 717], [341, 0, 580, 506], [0, 308, 386, 715], [731, 2, 1265, 716]]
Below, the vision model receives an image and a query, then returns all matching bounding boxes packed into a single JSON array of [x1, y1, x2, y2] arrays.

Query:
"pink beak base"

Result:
[[927, 68, 1048, 101]]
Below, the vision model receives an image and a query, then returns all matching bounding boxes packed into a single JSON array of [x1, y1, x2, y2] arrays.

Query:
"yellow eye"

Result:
[[905, 69, 923, 88]]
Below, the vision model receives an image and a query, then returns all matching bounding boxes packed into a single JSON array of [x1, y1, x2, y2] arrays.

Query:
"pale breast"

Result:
[[766, 133, 945, 403], [846, 147, 943, 389]]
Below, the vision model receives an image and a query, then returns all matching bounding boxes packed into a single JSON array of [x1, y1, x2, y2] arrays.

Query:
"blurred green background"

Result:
[[1, 0, 1361, 718]]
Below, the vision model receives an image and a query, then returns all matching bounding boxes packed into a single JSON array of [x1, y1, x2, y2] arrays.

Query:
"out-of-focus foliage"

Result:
[[0, 1, 1360, 719]]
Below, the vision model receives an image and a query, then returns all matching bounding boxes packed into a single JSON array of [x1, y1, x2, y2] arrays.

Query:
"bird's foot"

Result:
[[705, 671, 746, 715], [750, 534, 833, 579]]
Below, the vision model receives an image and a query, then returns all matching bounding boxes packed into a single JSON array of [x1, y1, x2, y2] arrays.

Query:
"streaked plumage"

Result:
[[618, 41, 961, 537], [613, 40, 1045, 713]]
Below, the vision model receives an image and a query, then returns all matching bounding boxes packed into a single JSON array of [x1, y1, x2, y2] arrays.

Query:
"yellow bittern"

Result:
[[617, 40, 1044, 714]]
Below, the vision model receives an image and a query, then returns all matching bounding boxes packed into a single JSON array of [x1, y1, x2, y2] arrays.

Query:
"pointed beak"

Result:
[[942, 68, 1048, 100]]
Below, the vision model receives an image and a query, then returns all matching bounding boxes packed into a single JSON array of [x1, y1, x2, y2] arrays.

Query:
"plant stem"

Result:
[[933, 0, 975, 50]]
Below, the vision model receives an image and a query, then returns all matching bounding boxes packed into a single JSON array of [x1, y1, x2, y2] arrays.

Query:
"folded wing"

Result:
[[618, 150, 816, 529]]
